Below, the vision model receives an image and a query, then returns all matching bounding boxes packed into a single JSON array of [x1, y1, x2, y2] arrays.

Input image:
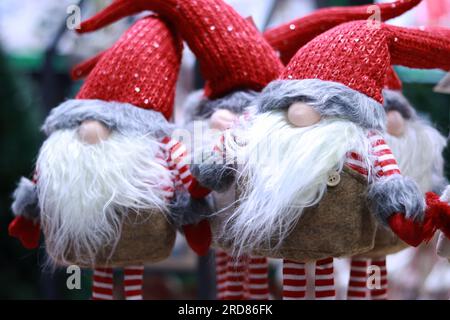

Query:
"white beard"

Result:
[[221, 111, 372, 255], [36, 129, 172, 266], [386, 119, 447, 194]]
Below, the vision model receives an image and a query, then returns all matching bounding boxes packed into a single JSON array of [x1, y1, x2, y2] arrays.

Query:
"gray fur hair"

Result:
[[257, 79, 386, 131], [367, 174, 425, 225], [191, 158, 236, 193], [11, 177, 40, 220], [183, 89, 258, 123], [43, 99, 174, 138], [383, 89, 417, 120], [168, 190, 214, 228]]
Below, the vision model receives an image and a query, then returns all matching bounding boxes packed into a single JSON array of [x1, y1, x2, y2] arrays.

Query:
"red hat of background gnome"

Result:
[[76, 15, 182, 120], [264, 0, 422, 65], [77, 0, 283, 99], [385, 66, 403, 91], [280, 20, 450, 105]]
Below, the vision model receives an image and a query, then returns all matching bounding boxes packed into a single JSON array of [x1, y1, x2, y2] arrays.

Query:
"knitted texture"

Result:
[[76, 15, 182, 119], [264, 0, 422, 64], [78, 0, 283, 99], [281, 20, 450, 104], [71, 50, 105, 80], [385, 67, 403, 91]]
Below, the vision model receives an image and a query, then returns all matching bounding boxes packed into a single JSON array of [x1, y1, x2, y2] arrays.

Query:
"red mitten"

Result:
[[188, 179, 211, 199], [8, 216, 40, 249], [425, 191, 450, 239], [388, 213, 424, 247], [183, 219, 212, 256]]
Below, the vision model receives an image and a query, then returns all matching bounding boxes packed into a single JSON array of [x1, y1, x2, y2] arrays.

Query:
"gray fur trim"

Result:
[[11, 177, 40, 220], [367, 174, 425, 224], [183, 90, 258, 122], [383, 89, 417, 120], [42, 99, 174, 138], [191, 161, 236, 193], [168, 190, 213, 228], [258, 79, 386, 131]]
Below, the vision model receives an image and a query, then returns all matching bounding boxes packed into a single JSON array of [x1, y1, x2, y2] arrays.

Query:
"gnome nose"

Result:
[[386, 110, 406, 137], [210, 109, 238, 131], [78, 120, 111, 144], [287, 102, 321, 127]]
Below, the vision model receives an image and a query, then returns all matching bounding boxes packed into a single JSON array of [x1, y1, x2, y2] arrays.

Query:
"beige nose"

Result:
[[386, 110, 406, 137], [287, 102, 321, 127], [210, 109, 238, 131], [78, 120, 111, 144]]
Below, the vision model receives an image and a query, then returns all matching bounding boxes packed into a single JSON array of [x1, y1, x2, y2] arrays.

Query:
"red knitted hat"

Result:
[[77, 0, 283, 99], [281, 21, 450, 104], [385, 67, 403, 91], [264, 0, 422, 65], [75, 15, 182, 120]]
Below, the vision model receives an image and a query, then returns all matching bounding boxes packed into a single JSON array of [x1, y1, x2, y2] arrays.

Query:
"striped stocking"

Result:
[[282, 260, 306, 300], [224, 255, 248, 300], [215, 249, 229, 300], [370, 257, 388, 300], [123, 265, 145, 300], [92, 268, 114, 300], [315, 257, 336, 300], [347, 258, 370, 300], [247, 256, 270, 300]]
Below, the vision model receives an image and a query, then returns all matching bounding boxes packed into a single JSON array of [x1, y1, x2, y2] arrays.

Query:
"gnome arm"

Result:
[[9, 174, 41, 249], [190, 134, 237, 193], [162, 136, 211, 198], [366, 132, 428, 246], [11, 175, 40, 220], [163, 137, 213, 256], [167, 190, 212, 227]]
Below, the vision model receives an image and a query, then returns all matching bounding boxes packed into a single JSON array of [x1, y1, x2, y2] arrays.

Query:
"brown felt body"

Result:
[[212, 166, 378, 262], [45, 211, 176, 268]]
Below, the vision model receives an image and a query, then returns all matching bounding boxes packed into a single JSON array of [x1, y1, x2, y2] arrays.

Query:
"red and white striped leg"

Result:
[[370, 257, 388, 300], [92, 268, 114, 300], [215, 249, 228, 300], [347, 258, 370, 300], [247, 256, 270, 300], [123, 265, 145, 300], [282, 260, 306, 300], [315, 257, 336, 300], [225, 255, 248, 300]]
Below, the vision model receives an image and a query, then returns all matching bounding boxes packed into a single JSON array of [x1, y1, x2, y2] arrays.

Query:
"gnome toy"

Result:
[[347, 67, 448, 300], [194, 21, 450, 300], [8, 14, 209, 300], [75, 0, 284, 300], [265, 11, 446, 299]]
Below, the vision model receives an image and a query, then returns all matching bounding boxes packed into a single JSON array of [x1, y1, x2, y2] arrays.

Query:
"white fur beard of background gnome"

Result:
[[8, 14, 207, 300], [194, 20, 450, 300], [347, 67, 448, 300]]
